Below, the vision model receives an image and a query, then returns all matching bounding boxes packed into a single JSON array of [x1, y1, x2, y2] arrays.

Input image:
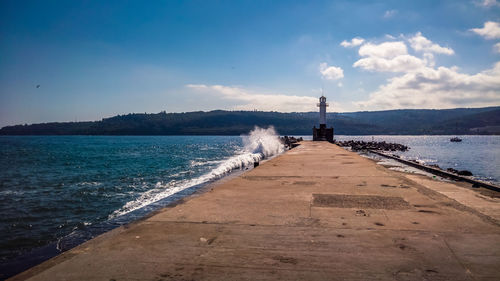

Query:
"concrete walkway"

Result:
[[11, 141, 500, 281]]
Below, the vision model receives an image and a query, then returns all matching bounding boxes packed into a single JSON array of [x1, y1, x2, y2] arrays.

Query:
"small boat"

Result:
[[450, 137, 462, 142]]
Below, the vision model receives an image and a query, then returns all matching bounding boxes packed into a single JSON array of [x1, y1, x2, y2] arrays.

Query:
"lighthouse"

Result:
[[318, 95, 327, 125], [312, 96, 334, 142]]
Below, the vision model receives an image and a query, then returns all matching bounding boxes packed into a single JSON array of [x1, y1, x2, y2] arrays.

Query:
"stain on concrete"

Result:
[[395, 243, 417, 252], [313, 194, 411, 210], [273, 255, 298, 265], [413, 204, 436, 208], [292, 217, 320, 227], [418, 210, 440, 214], [394, 268, 430, 281], [355, 209, 369, 217], [357, 181, 367, 187], [292, 181, 316, 186]]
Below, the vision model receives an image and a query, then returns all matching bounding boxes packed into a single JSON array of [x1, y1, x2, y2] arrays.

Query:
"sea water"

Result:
[[334, 135, 500, 185], [0, 127, 284, 267]]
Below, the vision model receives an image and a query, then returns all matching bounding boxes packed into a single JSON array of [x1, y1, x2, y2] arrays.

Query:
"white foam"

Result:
[[190, 159, 224, 167], [357, 150, 449, 181], [242, 126, 285, 157], [399, 155, 437, 165], [169, 171, 191, 178], [78, 181, 101, 186], [377, 159, 401, 166], [108, 126, 284, 219]]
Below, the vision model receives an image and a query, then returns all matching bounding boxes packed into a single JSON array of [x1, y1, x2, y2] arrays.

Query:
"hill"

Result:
[[1, 107, 499, 135]]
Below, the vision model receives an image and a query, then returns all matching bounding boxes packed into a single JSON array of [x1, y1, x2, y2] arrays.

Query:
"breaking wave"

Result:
[[109, 126, 284, 218]]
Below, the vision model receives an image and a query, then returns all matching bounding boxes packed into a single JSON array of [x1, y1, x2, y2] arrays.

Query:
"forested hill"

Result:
[[1, 107, 499, 135]]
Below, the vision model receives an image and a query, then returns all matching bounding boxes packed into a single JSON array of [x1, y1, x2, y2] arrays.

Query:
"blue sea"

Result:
[[334, 135, 500, 185], [0, 128, 285, 276], [0, 133, 498, 277]]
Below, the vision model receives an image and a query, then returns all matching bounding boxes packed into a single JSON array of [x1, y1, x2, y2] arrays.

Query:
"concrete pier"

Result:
[[11, 142, 500, 280]]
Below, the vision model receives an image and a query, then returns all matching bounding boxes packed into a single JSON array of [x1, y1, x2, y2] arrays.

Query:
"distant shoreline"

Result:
[[1, 107, 499, 135]]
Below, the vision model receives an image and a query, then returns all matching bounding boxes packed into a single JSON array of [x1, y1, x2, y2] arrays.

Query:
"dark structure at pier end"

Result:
[[313, 96, 334, 142]]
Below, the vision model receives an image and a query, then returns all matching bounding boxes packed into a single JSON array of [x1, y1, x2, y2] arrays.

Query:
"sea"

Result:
[[0, 131, 499, 277], [334, 135, 500, 184]]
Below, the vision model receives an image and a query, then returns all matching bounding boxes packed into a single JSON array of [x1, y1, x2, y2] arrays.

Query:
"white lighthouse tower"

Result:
[[312, 95, 334, 142], [318, 95, 328, 125]]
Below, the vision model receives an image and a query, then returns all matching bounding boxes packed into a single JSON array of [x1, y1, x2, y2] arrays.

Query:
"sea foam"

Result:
[[109, 126, 284, 219]]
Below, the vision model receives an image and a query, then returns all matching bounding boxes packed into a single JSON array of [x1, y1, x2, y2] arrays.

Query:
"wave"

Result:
[[189, 159, 224, 167], [109, 126, 284, 219]]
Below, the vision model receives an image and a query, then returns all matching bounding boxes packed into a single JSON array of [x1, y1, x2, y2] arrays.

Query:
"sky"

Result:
[[1, 0, 500, 127]]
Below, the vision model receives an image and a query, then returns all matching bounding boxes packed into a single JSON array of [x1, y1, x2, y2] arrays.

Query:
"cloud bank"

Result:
[[186, 84, 318, 112], [356, 62, 500, 109], [344, 30, 500, 110]]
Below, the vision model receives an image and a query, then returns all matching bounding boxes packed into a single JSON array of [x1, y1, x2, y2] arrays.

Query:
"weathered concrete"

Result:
[[11, 141, 500, 281]]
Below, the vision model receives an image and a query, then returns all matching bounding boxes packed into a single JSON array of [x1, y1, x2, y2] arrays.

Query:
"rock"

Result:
[[337, 140, 409, 152], [280, 136, 302, 149], [457, 170, 473, 176]]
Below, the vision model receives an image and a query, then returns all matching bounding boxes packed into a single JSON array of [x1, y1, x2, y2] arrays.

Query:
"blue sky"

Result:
[[1, 0, 500, 127]]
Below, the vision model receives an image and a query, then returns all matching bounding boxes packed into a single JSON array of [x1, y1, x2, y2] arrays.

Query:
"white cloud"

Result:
[[408, 32, 454, 55], [186, 84, 318, 112], [319, 63, 344, 80], [352, 34, 456, 73], [353, 41, 425, 73], [470, 21, 500, 39], [495, 42, 500, 53], [383, 9, 398, 18], [340, 37, 365, 48], [353, 55, 425, 73], [358, 41, 408, 59], [345, 32, 500, 110], [475, 0, 500, 7], [355, 63, 500, 109]]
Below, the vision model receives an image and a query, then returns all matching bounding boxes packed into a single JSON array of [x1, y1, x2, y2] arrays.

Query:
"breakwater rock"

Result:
[[280, 136, 303, 149], [447, 168, 474, 176], [408, 162, 474, 177], [337, 140, 409, 152]]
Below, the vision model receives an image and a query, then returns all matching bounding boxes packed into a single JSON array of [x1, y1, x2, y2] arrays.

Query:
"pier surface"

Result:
[[11, 142, 500, 281]]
